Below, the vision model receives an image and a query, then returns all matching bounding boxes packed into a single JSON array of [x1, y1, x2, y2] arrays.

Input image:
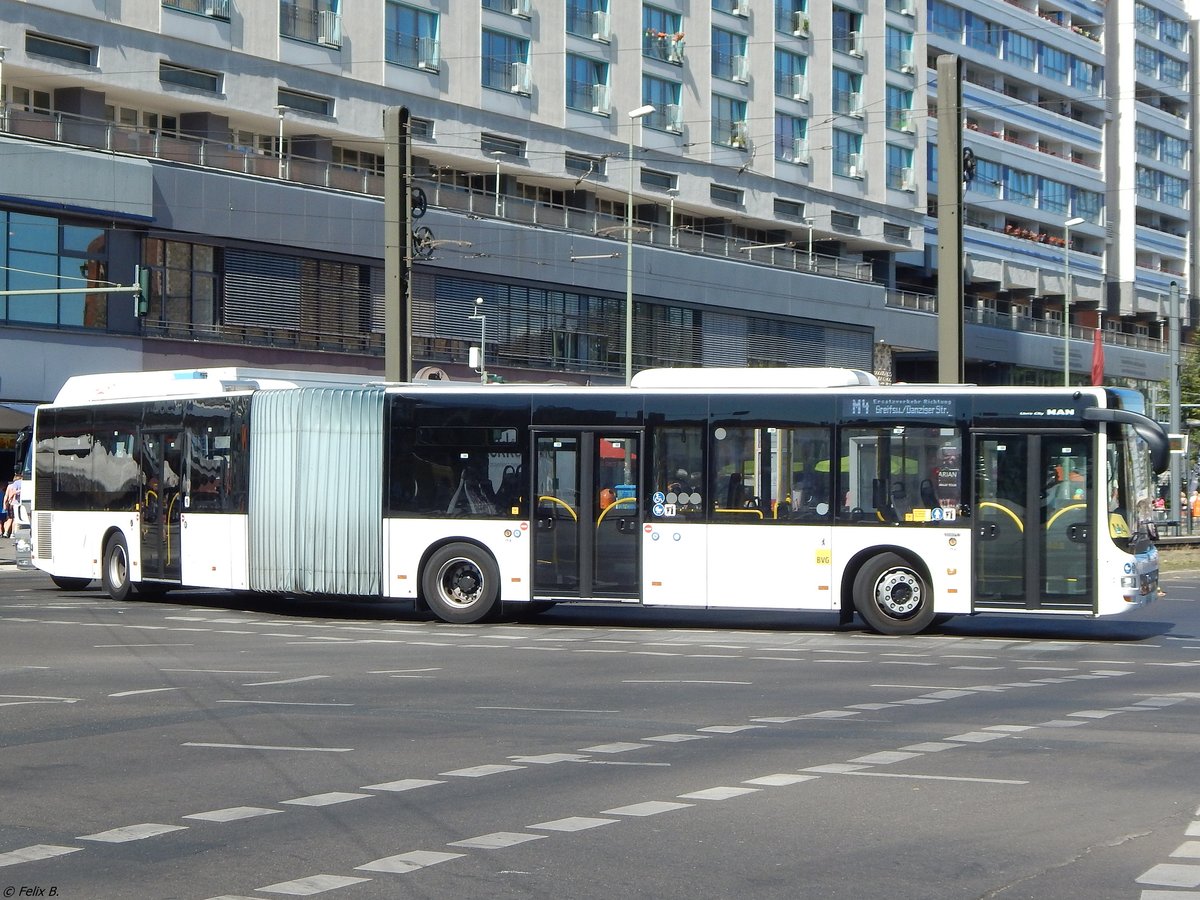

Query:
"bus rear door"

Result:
[[973, 432, 1094, 612], [533, 430, 641, 600], [140, 430, 183, 583]]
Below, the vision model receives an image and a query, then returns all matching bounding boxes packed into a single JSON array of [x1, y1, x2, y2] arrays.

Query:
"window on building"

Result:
[[481, 133, 526, 157], [1134, 44, 1157, 78], [1071, 58, 1101, 94], [482, 30, 530, 92], [643, 6, 684, 62], [566, 0, 608, 38], [277, 88, 332, 116], [1, 212, 109, 329], [712, 95, 748, 148], [642, 76, 682, 132], [385, 2, 440, 70], [1136, 125, 1159, 157], [566, 54, 609, 113], [886, 144, 914, 190], [159, 63, 222, 94], [775, 0, 806, 34], [1074, 189, 1102, 223], [1005, 30, 1035, 69], [885, 27, 913, 72], [1161, 173, 1187, 207], [972, 157, 1001, 198], [1161, 134, 1187, 166], [280, 0, 340, 46], [832, 7, 862, 54], [886, 85, 913, 131], [832, 129, 862, 178], [929, 0, 961, 40], [1135, 166, 1159, 201], [775, 48, 807, 97], [965, 12, 1002, 56], [832, 68, 862, 116], [712, 28, 747, 81], [1133, 2, 1157, 37], [1160, 56, 1187, 88], [25, 33, 94, 65], [1161, 16, 1187, 48], [142, 239, 219, 328], [1040, 178, 1068, 214], [1041, 45, 1070, 82], [1005, 169, 1036, 206], [775, 114, 808, 164]]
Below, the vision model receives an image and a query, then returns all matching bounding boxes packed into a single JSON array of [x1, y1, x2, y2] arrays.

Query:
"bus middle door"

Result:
[[140, 430, 183, 582], [533, 430, 641, 601]]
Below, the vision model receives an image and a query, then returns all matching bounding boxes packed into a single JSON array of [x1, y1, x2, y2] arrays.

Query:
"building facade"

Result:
[[0, 0, 1187, 406]]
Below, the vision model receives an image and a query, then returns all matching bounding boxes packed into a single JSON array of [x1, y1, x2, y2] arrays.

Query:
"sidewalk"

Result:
[[0, 531, 20, 567]]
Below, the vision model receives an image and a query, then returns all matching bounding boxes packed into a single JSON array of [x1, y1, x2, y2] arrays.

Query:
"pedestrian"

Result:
[[2, 471, 21, 538]]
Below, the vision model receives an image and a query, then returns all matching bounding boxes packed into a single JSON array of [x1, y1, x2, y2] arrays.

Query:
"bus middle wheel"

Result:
[[852, 552, 934, 635], [421, 542, 500, 624]]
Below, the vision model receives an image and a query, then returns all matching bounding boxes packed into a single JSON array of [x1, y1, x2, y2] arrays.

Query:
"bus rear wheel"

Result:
[[50, 575, 91, 591], [102, 534, 133, 602], [421, 543, 500, 624], [852, 552, 934, 636]]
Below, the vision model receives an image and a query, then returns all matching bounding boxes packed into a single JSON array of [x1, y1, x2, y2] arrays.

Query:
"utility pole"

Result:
[[936, 54, 964, 385], [1169, 281, 1182, 527], [384, 107, 413, 382]]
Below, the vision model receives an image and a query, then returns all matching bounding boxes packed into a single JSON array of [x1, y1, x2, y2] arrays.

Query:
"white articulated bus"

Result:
[[31, 366, 1167, 634]]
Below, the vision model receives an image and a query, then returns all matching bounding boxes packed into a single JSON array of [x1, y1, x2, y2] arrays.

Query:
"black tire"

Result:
[[852, 552, 935, 635], [50, 575, 91, 591], [101, 534, 133, 602], [421, 542, 500, 624]]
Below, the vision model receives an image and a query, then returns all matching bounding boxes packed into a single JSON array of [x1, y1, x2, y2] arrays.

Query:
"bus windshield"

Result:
[[1108, 420, 1158, 552]]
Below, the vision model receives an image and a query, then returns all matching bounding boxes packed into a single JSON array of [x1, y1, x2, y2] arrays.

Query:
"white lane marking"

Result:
[[751, 716, 806, 723], [479, 706, 620, 713], [108, 688, 180, 697], [529, 816, 618, 832], [847, 703, 898, 711], [1171, 841, 1200, 858], [448, 832, 546, 850], [242, 675, 330, 686], [850, 751, 924, 765], [643, 733, 711, 742], [0, 845, 81, 868], [622, 679, 752, 685], [1038, 720, 1088, 728], [94, 643, 193, 648], [509, 753, 591, 764], [921, 690, 976, 699], [258, 873, 371, 895], [1137, 697, 1188, 707], [79, 823, 188, 842], [894, 698, 942, 705], [803, 763, 872, 774], [900, 742, 962, 752], [678, 786, 760, 801], [744, 774, 819, 786], [1189, 822, 1200, 837], [162, 669, 279, 674], [0, 694, 80, 703], [1139, 891, 1200, 899], [944, 732, 1008, 743], [697, 725, 764, 734], [805, 710, 860, 719], [184, 807, 282, 823], [217, 700, 354, 707], [361, 779, 444, 792], [579, 742, 650, 753], [846, 772, 1028, 785], [370, 668, 441, 674], [356, 850, 463, 874], [602, 801, 692, 817], [1069, 709, 1122, 719], [281, 792, 372, 807], [982, 724, 1038, 732], [439, 764, 525, 777], [183, 742, 353, 753], [1136, 864, 1200, 888]]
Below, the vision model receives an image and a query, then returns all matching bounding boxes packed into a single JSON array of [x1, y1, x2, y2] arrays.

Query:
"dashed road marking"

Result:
[[0, 845, 80, 867], [448, 832, 546, 850], [529, 816, 618, 832], [678, 786, 760, 801], [602, 801, 692, 817], [79, 823, 188, 842], [356, 850, 463, 874], [361, 778, 444, 792], [439, 764, 524, 777], [257, 873, 371, 895], [281, 792, 371, 807], [183, 742, 354, 753], [184, 807, 282, 823]]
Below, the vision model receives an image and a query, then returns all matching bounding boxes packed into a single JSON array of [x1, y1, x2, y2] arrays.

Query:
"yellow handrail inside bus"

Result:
[[1045, 502, 1086, 530], [713, 507, 764, 519], [979, 500, 1024, 532], [538, 495, 578, 522], [597, 496, 636, 526]]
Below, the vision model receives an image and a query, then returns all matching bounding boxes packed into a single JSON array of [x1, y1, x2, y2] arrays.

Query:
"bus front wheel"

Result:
[[102, 534, 133, 602], [421, 543, 500, 624], [852, 553, 934, 635]]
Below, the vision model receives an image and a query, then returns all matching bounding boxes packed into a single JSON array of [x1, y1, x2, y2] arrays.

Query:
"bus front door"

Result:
[[533, 431, 641, 600], [140, 430, 183, 582], [973, 433, 1094, 612]]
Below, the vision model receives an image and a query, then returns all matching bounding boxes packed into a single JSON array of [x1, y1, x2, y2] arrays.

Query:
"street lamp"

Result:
[[274, 105, 287, 179], [490, 150, 505, 217], [802, 216, 815, 271], [1062, 216, 1085, 386], [0, 47, 8, 128], [666, 187, 679, 248], [469, 296, 487, 384], [625, 103, 655, 386]]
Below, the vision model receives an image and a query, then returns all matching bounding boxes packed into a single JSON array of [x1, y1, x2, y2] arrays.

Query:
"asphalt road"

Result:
[[1, 566, 1198, 900]]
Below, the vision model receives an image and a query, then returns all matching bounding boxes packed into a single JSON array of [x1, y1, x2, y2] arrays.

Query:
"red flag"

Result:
[[1091, 328, 1105, 386]]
